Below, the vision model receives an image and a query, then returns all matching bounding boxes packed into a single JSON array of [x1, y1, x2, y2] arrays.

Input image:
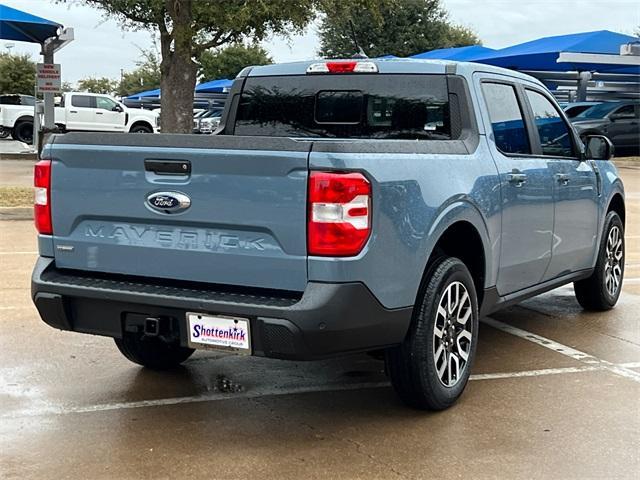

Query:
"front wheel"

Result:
[[574, 211, 624, 311], [386, 257, 479, 410], [114, 334, 194, 370], [129, 124, 152, 134]]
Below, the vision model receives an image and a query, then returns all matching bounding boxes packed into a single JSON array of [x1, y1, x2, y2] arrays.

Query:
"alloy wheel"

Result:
[[604, 225, 623, 297], [433, 281, 473, 387]]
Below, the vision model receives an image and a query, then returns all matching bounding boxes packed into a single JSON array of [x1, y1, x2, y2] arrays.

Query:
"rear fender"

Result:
[[422, 199, 495, 289]]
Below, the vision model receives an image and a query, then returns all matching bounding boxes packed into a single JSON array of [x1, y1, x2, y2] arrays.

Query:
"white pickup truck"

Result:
[[0, 92, 159, 144]]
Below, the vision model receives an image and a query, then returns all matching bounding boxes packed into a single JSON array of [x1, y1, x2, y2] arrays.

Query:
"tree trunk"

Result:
[[160, 53, 197, 133], [160, 0, 196, 134]]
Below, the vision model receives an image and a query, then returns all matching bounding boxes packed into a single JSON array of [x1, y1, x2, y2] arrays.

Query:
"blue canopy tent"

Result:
[[126, 88, 161, 100], [410, 45, 495, 61], [127, 79, 232, 99], [0, 3, 61, 43], [471, 30, 639, 74], [195, 79, 232, 93]]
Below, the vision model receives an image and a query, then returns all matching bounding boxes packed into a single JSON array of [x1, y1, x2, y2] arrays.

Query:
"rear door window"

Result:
[[71, 95, 95, 108], [525, 89, 575, 158], [482, 82, 530, 155], [235, 75, 451, 140]]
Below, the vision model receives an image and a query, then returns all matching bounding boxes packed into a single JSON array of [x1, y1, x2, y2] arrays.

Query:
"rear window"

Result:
[[234, 75, 451, 140], [0, 95, 35, 106], [71, 95, 94, 108], [482, 82, 530, 155]]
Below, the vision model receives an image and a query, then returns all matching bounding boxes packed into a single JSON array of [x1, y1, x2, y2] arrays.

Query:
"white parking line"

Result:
[[0, 364, 610, 418], [482, 317, 640, 383], [619, 362, 640, 369], [469, 365, 602, 380]]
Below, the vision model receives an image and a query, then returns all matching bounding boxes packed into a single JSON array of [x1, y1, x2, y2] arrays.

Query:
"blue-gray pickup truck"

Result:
[[32, 59, 625, 410]]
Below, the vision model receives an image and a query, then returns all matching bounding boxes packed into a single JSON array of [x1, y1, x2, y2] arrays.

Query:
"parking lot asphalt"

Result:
[[1, 169, 639, 479]]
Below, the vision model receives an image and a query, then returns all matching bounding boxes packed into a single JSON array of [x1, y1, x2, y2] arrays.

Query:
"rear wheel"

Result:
[[386, 257, 479, 410], [114, 334, 194, 370], [13, 121, 34, 144], [574, 211, 624, 311]]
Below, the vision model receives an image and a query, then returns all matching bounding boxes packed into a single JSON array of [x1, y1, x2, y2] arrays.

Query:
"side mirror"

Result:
[[584, 135, 614, 161], [112, 104, 124, 113]]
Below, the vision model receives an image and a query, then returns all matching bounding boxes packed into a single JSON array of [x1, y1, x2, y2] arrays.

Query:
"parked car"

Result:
[[571, 101, 640, 155], [195, 107, 223, 134], [0, 92, 159, 144], [32, 59, 624, 411], [561, 101, 601, 118], [192, 108, 210, 133]]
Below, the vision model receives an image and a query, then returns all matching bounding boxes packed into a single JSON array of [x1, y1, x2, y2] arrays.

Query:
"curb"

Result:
[[0, 207, 32, 221], [0, 153, 37, 161]]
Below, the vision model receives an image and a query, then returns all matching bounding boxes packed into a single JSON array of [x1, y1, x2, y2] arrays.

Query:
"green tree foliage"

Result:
[[117, 48, 161, 96], [80, 0, 319, 133], [77, 76, 118, 94], [61, 81, 74, 92], [198, 43, 272, 82], [0, 53, 36, 95], [318, 0, 480, 58]]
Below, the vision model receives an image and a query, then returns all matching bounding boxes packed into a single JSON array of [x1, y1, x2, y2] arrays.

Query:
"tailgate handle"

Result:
[[144, 159, 191, 175]]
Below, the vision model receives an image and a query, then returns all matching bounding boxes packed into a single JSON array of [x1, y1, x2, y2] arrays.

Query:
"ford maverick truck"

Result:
[[32, 59, 625, 410]]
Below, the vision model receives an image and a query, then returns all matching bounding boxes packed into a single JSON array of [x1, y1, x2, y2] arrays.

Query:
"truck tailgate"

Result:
[[47, 134, 310, 292]]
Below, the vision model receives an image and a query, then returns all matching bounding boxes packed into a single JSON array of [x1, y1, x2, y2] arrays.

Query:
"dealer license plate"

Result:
[[186, 312, 251, 354]]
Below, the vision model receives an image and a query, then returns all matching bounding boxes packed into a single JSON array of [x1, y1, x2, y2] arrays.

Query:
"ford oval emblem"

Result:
[[146, 191, 191, 214]]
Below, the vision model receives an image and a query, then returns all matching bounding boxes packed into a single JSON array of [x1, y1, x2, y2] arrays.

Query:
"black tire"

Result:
[[13, 121, 34, 144], [386, 257, 479, 410], [114, 334, 194, 370], [0, 129, 9, 139], [574, 211, 624, 311], [129, 124, 152, 133]]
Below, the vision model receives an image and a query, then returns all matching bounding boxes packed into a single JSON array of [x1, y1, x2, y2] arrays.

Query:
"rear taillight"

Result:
[[308, 171, 371, 257], [34, 159, 52, 234]]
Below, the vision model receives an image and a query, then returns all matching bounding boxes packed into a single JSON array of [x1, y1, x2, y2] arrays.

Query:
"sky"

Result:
[[2, 0, 639, 84]]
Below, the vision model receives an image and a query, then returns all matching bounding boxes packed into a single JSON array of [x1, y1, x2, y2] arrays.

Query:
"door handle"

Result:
[[144, 159, 191, 175], [96, 111, 103, 115], [556, 173, 570, 186], [70, 110, 78, 113], [507, 172, 527, 186]]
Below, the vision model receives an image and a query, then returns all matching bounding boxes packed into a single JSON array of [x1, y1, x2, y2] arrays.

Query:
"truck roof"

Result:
[[245, 58, 545, 87]]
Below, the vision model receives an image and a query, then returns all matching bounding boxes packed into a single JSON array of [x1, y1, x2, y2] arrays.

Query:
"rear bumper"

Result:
[[31, 257, 412, 360]]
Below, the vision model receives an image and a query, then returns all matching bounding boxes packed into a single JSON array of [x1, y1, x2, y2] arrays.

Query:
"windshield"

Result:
[[201, 108, 223, 118], [575, 102, 622, 120], [235, 74, 452, 140]]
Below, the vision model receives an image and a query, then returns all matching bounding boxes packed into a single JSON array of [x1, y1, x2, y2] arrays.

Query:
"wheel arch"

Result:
[[607, 192, 625, 226], [419, 202, 493, 309], [14, 115, 34, 125], [128, 120, 153, 132]]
